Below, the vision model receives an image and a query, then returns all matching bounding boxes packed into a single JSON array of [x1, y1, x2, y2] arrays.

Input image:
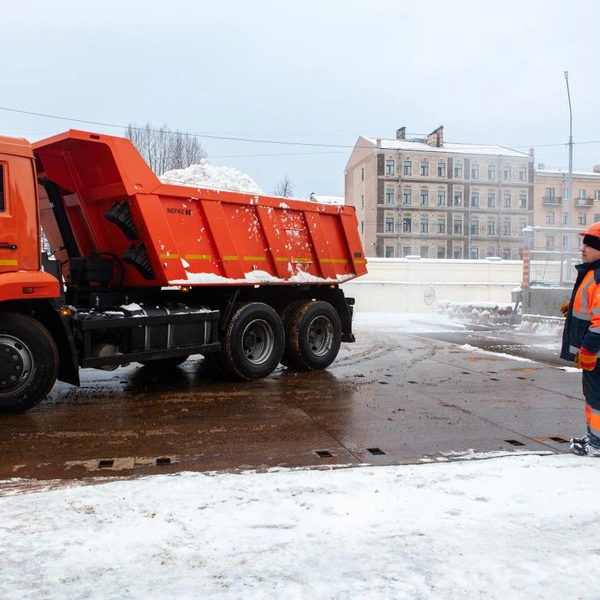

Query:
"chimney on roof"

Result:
[[396, 127, 406, 140], [594, 165, 600, 173], [529, 148, 534, 156], [426, 125, 444, 147], [538, 163, 545, 170]]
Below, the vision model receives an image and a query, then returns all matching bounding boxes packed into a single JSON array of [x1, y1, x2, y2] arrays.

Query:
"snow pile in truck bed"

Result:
[[159, 159, 264, 194]]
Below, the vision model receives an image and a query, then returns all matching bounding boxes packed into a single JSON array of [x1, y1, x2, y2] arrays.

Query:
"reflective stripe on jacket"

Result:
[[560, 258, 600, 362]]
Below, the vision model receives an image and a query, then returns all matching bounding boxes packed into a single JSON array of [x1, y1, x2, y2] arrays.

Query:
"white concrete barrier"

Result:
[[342, 257, 522, 313]]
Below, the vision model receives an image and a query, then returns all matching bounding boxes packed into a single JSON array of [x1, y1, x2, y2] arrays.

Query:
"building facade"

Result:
[[345, 126, 535, 260], [534, 167, 600, 252]]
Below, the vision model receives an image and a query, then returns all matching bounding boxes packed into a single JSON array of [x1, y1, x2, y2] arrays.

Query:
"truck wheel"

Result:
[[0, 313, 59, 413], [283, 301, 341, 371], [221, 303, 284, 380]]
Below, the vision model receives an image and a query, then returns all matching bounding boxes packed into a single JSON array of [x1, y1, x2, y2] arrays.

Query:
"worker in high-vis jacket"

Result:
[[561, 222, 600, 456]]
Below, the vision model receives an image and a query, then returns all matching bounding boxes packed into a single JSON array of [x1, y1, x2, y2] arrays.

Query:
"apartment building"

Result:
[[345, 126, 534, 259], [534, 166, 600, 252]]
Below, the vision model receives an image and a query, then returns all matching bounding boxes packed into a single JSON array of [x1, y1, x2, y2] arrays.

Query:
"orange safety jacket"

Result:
[[560, 259, 600, 362]]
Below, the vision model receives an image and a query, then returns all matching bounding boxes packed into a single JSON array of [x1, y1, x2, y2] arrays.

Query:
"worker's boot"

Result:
[[570, 436, 600, 457]]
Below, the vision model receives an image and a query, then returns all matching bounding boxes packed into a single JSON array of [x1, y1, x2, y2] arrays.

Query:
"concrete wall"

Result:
[[342, 257, 523, 313]]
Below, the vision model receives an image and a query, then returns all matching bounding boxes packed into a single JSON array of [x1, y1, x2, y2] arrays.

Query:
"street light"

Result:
[[564, 71, 574, 275]]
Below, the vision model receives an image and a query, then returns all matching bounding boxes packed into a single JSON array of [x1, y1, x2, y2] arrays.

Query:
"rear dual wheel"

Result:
[[282, 301, 341, 371], [219, 302, 284, 381]]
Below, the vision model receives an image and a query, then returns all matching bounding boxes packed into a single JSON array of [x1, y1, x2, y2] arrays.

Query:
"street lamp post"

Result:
[[565, 71, 574, 275]]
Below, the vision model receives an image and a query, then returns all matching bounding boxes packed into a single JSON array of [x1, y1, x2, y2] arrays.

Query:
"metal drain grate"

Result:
[[367, 447, 386, 456], [156, 457, 171, 466], [505, 439, 526, 446], [98, 459, 114, 468], [316, 450, 333, 458]]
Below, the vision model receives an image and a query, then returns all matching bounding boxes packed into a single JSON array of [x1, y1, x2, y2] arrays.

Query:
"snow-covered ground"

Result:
[[1, 313, 596, 600], [1, 454, 598, 600]]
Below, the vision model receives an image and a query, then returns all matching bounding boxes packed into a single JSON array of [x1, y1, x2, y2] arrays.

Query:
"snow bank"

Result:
[[160, 159, 263, 194]]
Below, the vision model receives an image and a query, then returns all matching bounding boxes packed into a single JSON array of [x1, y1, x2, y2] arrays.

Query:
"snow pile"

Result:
[[2, 454, 599, 598], [160, 159, 264, 194]]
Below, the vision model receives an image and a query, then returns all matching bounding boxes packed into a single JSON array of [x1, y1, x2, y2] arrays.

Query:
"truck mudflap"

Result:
[[72, 304, 220, 369]]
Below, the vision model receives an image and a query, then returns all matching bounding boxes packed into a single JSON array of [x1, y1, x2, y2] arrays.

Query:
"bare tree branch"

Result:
[[125, 123, 207, 174], [274, 174, 295, 198]]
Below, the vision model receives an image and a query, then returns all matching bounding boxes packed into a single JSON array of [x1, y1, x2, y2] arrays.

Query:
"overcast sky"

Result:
[[2, 0, 599, 198]]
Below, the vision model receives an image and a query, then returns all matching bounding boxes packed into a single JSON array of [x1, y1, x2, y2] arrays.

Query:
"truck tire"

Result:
[[0, 313, 59, 413], [220, 302, 284, 381], [283, 301, 341, 371]]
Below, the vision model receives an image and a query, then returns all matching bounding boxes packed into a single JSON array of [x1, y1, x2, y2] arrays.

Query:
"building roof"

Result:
[[360, 135, 531, 159], [535, 168, 600, 179]]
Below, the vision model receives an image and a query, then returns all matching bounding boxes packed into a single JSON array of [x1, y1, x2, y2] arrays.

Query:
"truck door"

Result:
[[0, 162, 20, 273]]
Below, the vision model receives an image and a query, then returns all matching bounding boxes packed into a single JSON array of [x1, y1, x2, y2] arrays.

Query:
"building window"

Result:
[[453, 218, 462, 234], [471, 164, 480, 179], [519, 166, 527, 181], [420, 161, 429, 176], [487, 221, 496, 235], [503, 193, 511, 208], [403, 160, 412, 175], [385, 188, 394, 204], [470, 220, 479, 235], [546, 236, 555, 250], [437, 190, 446, 205], [563, 235, 569, 249], [385, 217, 395, 232], [595, 190, 600, 201], [385, 246, 394, 258], [519, 193, 527, 209], [403, 218, 411, 232], [437, 246, 446, 259], [360, 195, 364, 208], [453, 247, 462, 259], [420, 190, 429, 205], [385, 159, 395, 175], [470, 248, 479, 259], [563, 212, 568, 225], [403, 188, 412, 204], [470, 191, 480, 207], [454, 190, 463, 206], [454, 163, 463, 178], [519, 220, 527, 233], [486, 247, 495, 258], [438, 162, 446, 177], [579, 213, 587, 225], [562, 188, 570, 200], [420, 218, 429, 233], [503, 166, 512, 181], [502, 248, 511, 260], [544, 187, 555, 201], [420, 246, 429, 258], [437, 218, 445, 233], [488, 165, 496, 180], [402, 246, 411, 257], [487, 192, 496, 208], [503, 220, 511, 235], [546, 212, 555, 224], [579, 189, 587, 200]]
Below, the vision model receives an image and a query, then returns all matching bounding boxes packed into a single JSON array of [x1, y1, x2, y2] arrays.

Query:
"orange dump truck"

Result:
[[0, 129, 367, 412]]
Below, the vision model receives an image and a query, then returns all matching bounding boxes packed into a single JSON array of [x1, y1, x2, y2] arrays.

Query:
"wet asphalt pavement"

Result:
[[0, 319, 582, 483]]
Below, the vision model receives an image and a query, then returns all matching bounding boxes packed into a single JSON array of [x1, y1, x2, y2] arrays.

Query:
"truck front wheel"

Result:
[[283, 301, 341, 371], [0, 313, 59, 413], [221, 303, 284, 380]]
